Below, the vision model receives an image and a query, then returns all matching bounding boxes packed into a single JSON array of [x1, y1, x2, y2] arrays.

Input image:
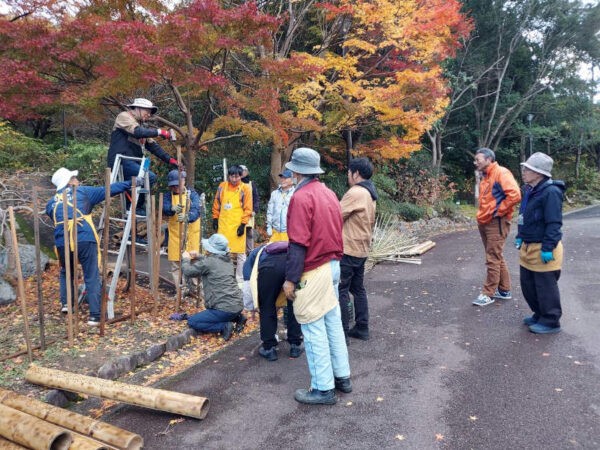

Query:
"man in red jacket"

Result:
[[283, 147, 351, 405], [473, 148, 521, 306]]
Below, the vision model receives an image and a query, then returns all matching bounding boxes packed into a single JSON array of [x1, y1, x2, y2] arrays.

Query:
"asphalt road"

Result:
[[106, 204, 600, 449]]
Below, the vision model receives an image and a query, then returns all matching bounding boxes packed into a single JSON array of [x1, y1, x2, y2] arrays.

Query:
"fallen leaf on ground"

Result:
[[395, 435, 405, 441], [435, 433, 444, 441], [376, 396, 384, 402]]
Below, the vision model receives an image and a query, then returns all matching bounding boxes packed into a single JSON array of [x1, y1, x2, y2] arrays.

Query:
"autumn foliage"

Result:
[[0, 0, 471, 168]]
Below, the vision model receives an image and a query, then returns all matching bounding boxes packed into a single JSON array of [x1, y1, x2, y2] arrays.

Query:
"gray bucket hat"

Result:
[[285, 147, 324, 175], [127, 98, 158, 115], [521, 152, 553, 177], [167, 169, 186, 187], [202, 234, 230, 256]]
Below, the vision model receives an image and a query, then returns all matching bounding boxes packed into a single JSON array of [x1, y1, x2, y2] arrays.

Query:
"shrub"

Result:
[[397, 202, 426, 221], [0, 121, 52, 169], [434, 200, 461, 219]]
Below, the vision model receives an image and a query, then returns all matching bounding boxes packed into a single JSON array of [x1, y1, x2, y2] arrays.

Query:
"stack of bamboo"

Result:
[[0, 387, 143, 449]]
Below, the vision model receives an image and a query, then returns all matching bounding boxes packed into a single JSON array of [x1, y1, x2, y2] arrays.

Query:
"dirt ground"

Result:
[[0, 262, 258, 413]]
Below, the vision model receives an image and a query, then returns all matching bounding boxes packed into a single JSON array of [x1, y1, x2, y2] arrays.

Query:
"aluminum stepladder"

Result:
[[98, 154, 155, 319]]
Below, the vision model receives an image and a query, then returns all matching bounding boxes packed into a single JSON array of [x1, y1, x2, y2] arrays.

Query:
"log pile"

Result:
[[0, 388, 143, 450]]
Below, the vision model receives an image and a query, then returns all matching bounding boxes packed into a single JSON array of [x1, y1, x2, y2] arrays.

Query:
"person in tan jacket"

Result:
[[339, 157, 378, 341]]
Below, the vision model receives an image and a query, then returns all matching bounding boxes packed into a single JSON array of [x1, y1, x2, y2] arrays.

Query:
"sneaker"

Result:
[[87, 317, 100, 327], [529, 323, 561, 334], [289, 343, 304, 358], [522, 315, 537, 326], [259, 346, 278, 361], [61, 305, 68, 314], [294, 388, 337, 405], [221, 322, 234, 341], [348, 326, 369, 341], [472, 294, 495, 306], [492, 289, 512, 300], [234, 314, 247, 333], [334, 376, 353, 393]]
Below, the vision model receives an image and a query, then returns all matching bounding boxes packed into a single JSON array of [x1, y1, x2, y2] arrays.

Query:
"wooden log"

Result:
[[25, 365, 210, 420], [0, 403, 72, 450], [8, 207, 33, 363], [0, 436, 28, 449], [0, 388, 142, 450]]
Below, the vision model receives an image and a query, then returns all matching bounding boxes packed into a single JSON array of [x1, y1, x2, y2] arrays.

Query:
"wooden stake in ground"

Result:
[[0, 387, 143, 450], [32, 187, 46, 350], [100, 169, 111, 336], [176, 146, 183, 311], [62, 190, 74, 346], [154, 194, 164, 316], [26, 365, 210, 420], [0, 403, 72, 450], [72, 186, 79, 335], [7, 207, 33, 363], [130, 178, 137, 324]]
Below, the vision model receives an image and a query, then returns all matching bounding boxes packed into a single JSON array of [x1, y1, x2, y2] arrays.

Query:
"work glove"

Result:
[[157, 128, 176, 140], [168, 158, 184, 170], [541, 251, 554, 264], [212, 218, 219, 231], [266, 226, 272, 237], [177, 212, 189, 223], [237, 224, 246, 237], [171, 204, 183, 214], [514, 238, 523, 249]]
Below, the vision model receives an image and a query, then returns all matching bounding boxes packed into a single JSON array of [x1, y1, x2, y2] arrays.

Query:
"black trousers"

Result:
[[520, 266, 562, 327], [338, 254, 369, 333], [257, 253, 302, 349]]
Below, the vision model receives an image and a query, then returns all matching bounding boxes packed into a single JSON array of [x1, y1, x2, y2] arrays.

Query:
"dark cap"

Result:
[[278, 169, 293, 178]]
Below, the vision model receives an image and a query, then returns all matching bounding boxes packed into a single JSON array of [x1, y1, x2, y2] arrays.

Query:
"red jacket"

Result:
[[287, 179, 343, 272], [477, 162, 521, 224]]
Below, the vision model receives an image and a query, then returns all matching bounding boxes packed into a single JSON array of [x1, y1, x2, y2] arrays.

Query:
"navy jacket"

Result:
[[517, 179, 565, 252]]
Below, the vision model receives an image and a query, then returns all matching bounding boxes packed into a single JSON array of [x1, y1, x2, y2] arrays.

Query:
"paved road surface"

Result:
[[106, 205, 600, 449]]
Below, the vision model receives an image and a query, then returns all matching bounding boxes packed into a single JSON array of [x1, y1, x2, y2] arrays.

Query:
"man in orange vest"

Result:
[[473, 148, 521, 307]]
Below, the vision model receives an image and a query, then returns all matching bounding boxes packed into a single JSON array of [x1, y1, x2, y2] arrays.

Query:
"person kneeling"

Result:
[[182, 234, 246, 340]]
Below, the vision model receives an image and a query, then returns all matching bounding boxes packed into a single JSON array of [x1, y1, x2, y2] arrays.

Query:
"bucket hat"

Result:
[[51, 167, 78, 191], [278, 169, 293, 178], [202, 234, 230, 256], [285, 147, 324, 175], [127, 98, 158, 115], [521, 152, 553, 178], [167, 169, 186, 187]]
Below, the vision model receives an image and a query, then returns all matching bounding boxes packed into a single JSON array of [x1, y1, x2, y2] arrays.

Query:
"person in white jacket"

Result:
[[266, 169, 295, 242]]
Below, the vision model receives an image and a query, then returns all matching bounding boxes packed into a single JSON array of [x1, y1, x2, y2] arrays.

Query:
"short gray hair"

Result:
[[476, 147, 496, 162]]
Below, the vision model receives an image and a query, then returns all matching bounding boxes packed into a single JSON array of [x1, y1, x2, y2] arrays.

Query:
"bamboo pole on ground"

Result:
[[61, 191, 74, 346], [0, 403, 72, 450], [130, 179, 137, 324], [0, 387, 143, 450], [69, 433, 111, 450], [0, 436, 27, 449], [8, 207, 33, 363], [72, 186, 79, 335], [25, 365, 210, 419], [32, 188, 47, 350], [100, 169, 111, 336]]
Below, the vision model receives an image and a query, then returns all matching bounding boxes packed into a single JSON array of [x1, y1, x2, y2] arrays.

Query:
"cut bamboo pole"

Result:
[[176, 146, 183, 312], [25, 365, 210, 419], [0, 388, 143, 450], [68, 433, 111, 450], [8, 207, 33, 363], [0, 403, 72, 450], [0, 436, 27, 449], [130, 179, 137, 324], [154, 194, 164, 316], [62, 191, 74, 346], [72, 186, 79, 335], [32, 188, 47, 350]]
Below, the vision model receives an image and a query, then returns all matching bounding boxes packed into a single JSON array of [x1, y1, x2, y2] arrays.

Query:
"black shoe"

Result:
[[289, 343, 304, 358], [294, 388, 337, 405], [87, 317, 100, 327], [348, 326, 369, 341], [234, 314, 247, 333], [221, 322, 234, 341], [334, 377, 353, 393], [259, 346, 278, 361]]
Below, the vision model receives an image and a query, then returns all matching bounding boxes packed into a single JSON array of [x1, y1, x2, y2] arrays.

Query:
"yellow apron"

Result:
[[52, 194, 101, 267], [218, 184, 246, 254], [167, 191, 200, 261], [269, 231, 289, 242]]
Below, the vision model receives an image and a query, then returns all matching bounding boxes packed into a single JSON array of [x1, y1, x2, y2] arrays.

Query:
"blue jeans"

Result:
[[300, 260, 350, 391], [58, 242, 101, 319], [187, 309, 239, 333]]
